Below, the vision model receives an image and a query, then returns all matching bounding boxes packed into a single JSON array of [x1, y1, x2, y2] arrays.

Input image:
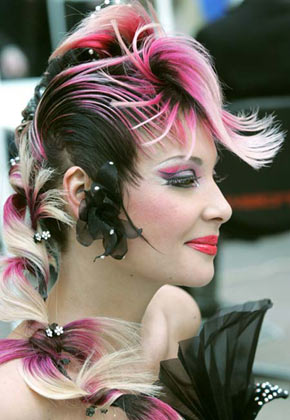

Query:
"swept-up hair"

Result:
[[0, 1, 283, 418]]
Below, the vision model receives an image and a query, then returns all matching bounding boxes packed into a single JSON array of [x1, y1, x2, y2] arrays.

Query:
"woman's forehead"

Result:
[[138, 123, 217, 169]]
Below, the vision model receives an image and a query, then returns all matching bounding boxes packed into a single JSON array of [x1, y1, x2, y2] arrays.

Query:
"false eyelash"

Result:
[[165, 175, 201, 188], [213, 172, 227, 184]]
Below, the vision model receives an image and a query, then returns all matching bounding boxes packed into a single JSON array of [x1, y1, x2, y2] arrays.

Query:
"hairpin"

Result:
[[9, 156, 20, 166], [95, 0, 121, 12], [86, 405, 110, 417], [45, 323, 64, 338], [33, 230, 51, 243], [87, 48, 99, 61], [86, 406, 97, 417]]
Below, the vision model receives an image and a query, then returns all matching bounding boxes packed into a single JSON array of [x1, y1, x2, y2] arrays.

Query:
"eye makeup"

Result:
[[158, 164, 195, 174], [158, 163, 201, 188]]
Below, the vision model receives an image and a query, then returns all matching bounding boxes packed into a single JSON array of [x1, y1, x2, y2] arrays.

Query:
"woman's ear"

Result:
[[63, 166, 91, 219]]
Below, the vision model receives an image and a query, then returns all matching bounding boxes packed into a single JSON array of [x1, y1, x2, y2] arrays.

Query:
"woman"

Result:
[[0, 1, 285, 419]]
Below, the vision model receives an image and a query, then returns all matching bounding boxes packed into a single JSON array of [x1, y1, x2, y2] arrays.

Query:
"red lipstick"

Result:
[[185, 235, 218, 256]]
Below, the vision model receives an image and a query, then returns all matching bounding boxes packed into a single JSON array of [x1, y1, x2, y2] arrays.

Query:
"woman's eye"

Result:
[[162, 170, 200, 189]]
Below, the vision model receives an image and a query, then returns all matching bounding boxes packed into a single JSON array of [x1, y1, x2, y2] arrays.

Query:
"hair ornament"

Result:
[[45, 323, 64, 338], [29, 323, 71, 378], [86, 407, 112, 417], [33, 230, 51, 243], [9, 156, 20, 166], [83, 390, 122, 418], [76, 161, 142, 260], [21, 81, 47, 124], [95, 0, 111, 12], [21, 47, 100, 125], [95, 0, 123, 12]]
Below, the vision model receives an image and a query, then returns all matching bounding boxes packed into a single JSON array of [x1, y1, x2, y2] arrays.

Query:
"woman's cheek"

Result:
[[128, 188, 184, 240]]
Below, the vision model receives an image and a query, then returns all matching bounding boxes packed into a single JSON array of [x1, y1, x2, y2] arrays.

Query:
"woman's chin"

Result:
[[177, 267, 215, 288]]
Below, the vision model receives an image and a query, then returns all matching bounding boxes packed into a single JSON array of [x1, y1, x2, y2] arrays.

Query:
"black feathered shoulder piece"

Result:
[[158, 299, 288, 420]]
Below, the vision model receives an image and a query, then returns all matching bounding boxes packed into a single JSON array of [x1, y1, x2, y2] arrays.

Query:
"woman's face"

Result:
[[120, 122, 232, 287]]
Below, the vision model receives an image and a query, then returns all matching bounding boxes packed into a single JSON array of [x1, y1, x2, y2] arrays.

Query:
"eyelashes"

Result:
[[160, 169, 201, 189], [213, 171, 227, 184], [159, 169, 226, 189]]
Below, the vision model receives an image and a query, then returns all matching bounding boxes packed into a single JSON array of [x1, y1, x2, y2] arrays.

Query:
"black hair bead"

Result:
[[86, 406, 96, 417]]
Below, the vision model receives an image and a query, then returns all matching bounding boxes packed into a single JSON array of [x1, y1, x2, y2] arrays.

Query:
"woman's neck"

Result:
[[46, 235, 161, 326]]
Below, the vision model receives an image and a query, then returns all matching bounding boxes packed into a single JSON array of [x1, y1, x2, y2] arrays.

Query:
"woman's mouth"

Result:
[[185, 235, 218, 256]]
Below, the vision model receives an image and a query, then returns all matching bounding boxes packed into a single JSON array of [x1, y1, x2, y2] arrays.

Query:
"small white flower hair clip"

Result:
[[10, 156, 20, 166], [33, 230, 51, 244], [45, 323, 64, 338]]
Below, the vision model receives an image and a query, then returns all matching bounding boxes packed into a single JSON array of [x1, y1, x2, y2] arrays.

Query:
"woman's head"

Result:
[[0, 3, 284, 415], [61, 119, 231, 289], [115, 120, 232, 287], [4, 1, 283, 308], [19, 3, 280, 244]]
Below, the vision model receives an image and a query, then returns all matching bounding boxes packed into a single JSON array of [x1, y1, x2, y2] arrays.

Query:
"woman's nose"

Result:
[[202, 183, 232, 224]]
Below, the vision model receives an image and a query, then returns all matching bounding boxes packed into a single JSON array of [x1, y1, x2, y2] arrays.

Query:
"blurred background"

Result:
[[0, 1, 289, 417]]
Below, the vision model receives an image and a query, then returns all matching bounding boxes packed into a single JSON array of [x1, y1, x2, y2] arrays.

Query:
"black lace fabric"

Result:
[[157, 299, 288, 420], [76, 161, 142, 260]]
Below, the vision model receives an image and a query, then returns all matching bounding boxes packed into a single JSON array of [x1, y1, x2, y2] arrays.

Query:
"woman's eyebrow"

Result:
[[161, 155, 203, 166]]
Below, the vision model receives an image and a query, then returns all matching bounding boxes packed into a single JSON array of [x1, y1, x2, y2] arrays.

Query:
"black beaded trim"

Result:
[[254, 381, 288, 407]]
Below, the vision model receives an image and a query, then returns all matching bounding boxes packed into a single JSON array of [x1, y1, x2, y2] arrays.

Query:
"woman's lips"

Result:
[[185, 235, 218, 256]]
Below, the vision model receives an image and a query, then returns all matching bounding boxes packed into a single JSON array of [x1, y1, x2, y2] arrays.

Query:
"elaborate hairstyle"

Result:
[[0, 1, 283, 417]]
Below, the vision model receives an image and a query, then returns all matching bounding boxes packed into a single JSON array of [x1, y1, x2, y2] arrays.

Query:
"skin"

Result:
[[3, 121, 232, 419], [45, 121, 232, 328]]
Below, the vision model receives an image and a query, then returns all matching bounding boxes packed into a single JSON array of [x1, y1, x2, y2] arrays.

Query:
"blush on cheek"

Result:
[[127, 188, 182, 240]]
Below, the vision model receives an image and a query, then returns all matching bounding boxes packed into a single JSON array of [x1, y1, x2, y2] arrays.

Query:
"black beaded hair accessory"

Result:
[[20, 2, 128, 129], [20, 47, 100, 128], [76, 161, 144, 260]]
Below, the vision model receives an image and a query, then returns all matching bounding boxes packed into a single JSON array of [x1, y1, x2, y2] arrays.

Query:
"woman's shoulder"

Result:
[[0, 358, 128, 420], [158, 284, 200, 320], [147, 284, 201, 340], [157, 285, 201, 358], [142, 285, 201, 372]]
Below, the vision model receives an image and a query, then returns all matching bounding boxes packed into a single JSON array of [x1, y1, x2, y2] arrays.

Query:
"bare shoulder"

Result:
[[157, 285, 201, 339], [0, 359, 49, 420], [146, 285, 201, 336], [142, 285, 201, 370], [146, 284, 200, 318], [158, 285, 201, 359]]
